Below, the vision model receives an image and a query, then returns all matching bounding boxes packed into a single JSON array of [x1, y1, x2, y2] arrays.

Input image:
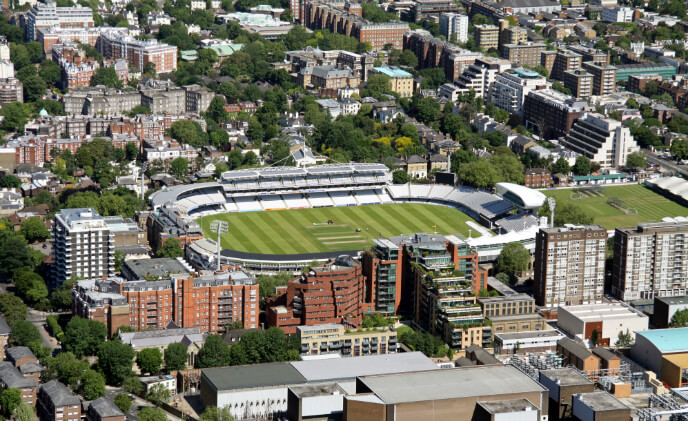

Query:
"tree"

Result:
[[625, 151, 646, 169], [416, 97, 441, 124], [23, 75, 47, 103], [157, 238, 183, 258], [590, 329, 600, 346], [0, 388, 21, 417], [0, 231, 33, 275], [573, 156, 592, 176], [552, 157, 571, 175], [361, 314, 389, 328], [91, 67, 123, 88], [199, 406, 235, 421], [0, 174, 20, 188], [364, 74, 391, 97], [80, 370, 106, 400], [10, 320, 41, 346], [164, 343, 188, 371], [0, 292, 27, 326], [626, 98, 638, 109], [114, 394, 131, 413], [50, 277, 77, 310], [12, 267, 48, 304], [458, 159, 498, 189], [14, 402, 37, 421], [472, 13, 491, 25], [615, 329, 632, 347], [137, 348, 163, 375], [146, 383, 170, 405], [169, 157, 189, 178], [398, 49, 418, 67], [489, 149, 524, 184], [671, 139, 688, 160], [63, 317, 107, 358], [20, 217, 50, 243], [392, 170, 410, 184], [97, 340, 135, 385], [207, 96, 229, 123], [169, 120, 208, 148], [497, 242, 530, 278], [122, 376, 144, 395], [137, 407, 167, 421], [670, 308, 688, 328], [39, 60, 61, 87], [196, 334, 231, 368], [539, 201, 593, 226]]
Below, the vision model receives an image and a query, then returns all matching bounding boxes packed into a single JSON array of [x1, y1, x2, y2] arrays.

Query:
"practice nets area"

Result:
[[198, 203, 476, 255], [543, 184, 688, 229]]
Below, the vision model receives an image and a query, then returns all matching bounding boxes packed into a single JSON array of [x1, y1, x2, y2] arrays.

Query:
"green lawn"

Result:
[[198, 203, 477, 255], [542, 184, 688, 229]]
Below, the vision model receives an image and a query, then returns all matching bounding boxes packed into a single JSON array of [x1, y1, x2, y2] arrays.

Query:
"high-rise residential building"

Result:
[[534, 225, 607, 308], [100, 32, 177, 73], [0, 78, 23, 104], [72, 267, 259, 336], [474, 24, 499, 50], [612, 221, 688, 301], [267, 256, 374, 334], [522, 88, 588, 139], [303, 1, 409, 50], [502, 43, 546, 69], [403, 29, 483, 82], [51, 208, 114, 285], [567, 45, 609, 66], [562, 113, 639, 169], [0, 36, 9, 61], [362, 239, 404, 315], [412, 0, 461, 22], [452, 57, 512, 98], [542, 49, 582, 81], [439, 12, 468, 43], [499, 21, 527, 52], [563, 69, 593, 98], [25, 1, 94, 41], [582, 61, 617, 95], [490, 67, 547, 116]]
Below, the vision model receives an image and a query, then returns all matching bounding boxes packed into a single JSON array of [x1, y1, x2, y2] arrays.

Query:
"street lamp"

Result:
[[547, 197, 556, 228], [209, 220, 229, 271]]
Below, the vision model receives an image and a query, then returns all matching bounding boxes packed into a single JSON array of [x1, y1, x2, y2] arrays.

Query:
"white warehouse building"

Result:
[[557, 303, 649, 347]]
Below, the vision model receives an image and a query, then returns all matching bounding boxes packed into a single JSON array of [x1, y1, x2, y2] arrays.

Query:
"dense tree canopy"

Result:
[[63, 317, 107, 358]]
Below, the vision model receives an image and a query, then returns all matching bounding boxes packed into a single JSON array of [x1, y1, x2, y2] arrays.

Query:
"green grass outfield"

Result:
[[542, 184, 688, 229], [198, 203, 477, 255]]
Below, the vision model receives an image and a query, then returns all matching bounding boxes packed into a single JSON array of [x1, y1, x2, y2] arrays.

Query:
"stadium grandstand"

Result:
[[148, 163, 549, 269]]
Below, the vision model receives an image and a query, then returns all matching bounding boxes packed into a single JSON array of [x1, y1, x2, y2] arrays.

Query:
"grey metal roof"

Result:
[[19, 362, 44, 374], [88, 397, 124, 418], [558, 337, 594, 361], [41, 380, 82, 407], [6, 346, 36, 362], [290, 352, 438, 382], [0, 362, 37, 389], [0, 315, 10, 335], [148, 182, 224, 208], [202, 362, 307, 391], [358, 365, 546, 404]]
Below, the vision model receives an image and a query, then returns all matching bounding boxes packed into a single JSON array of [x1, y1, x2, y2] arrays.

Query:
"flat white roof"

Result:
[[558, 303, 648, 322]]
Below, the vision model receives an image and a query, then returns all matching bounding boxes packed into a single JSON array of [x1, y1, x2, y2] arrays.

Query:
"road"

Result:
[[643, 149, 688, 177], [27, 309, 69, 350], [105, 387, 183, 421]]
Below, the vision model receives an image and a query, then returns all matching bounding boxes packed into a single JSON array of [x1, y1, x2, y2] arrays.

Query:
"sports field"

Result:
[[542, 184, 688, 229], [198, 203, 477, 254]]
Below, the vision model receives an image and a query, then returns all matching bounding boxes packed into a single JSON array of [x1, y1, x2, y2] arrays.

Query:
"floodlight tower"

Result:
[[140, 162, 148, 201], [209, 220, 229, 271], [547, 197, 556, 228]]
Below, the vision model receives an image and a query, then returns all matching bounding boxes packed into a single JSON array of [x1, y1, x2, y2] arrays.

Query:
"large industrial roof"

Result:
[[636, 328, 688, 353], [290, 352, 438, 382], [357, 365, 546, 404], [202, 362, 307, 391]]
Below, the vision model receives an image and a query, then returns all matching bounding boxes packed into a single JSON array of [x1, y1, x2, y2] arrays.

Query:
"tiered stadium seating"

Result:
[[354, 190, 382, 205], [260, 195, 287, 210], [409, 185, 432, 199], [376, 189, 393, 203], [329, 191, 357, 206], [224, 199, 239, 212], [234, 196, 263, 212], [282, 194, 310, 209], [308, 192, 335, 207]]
